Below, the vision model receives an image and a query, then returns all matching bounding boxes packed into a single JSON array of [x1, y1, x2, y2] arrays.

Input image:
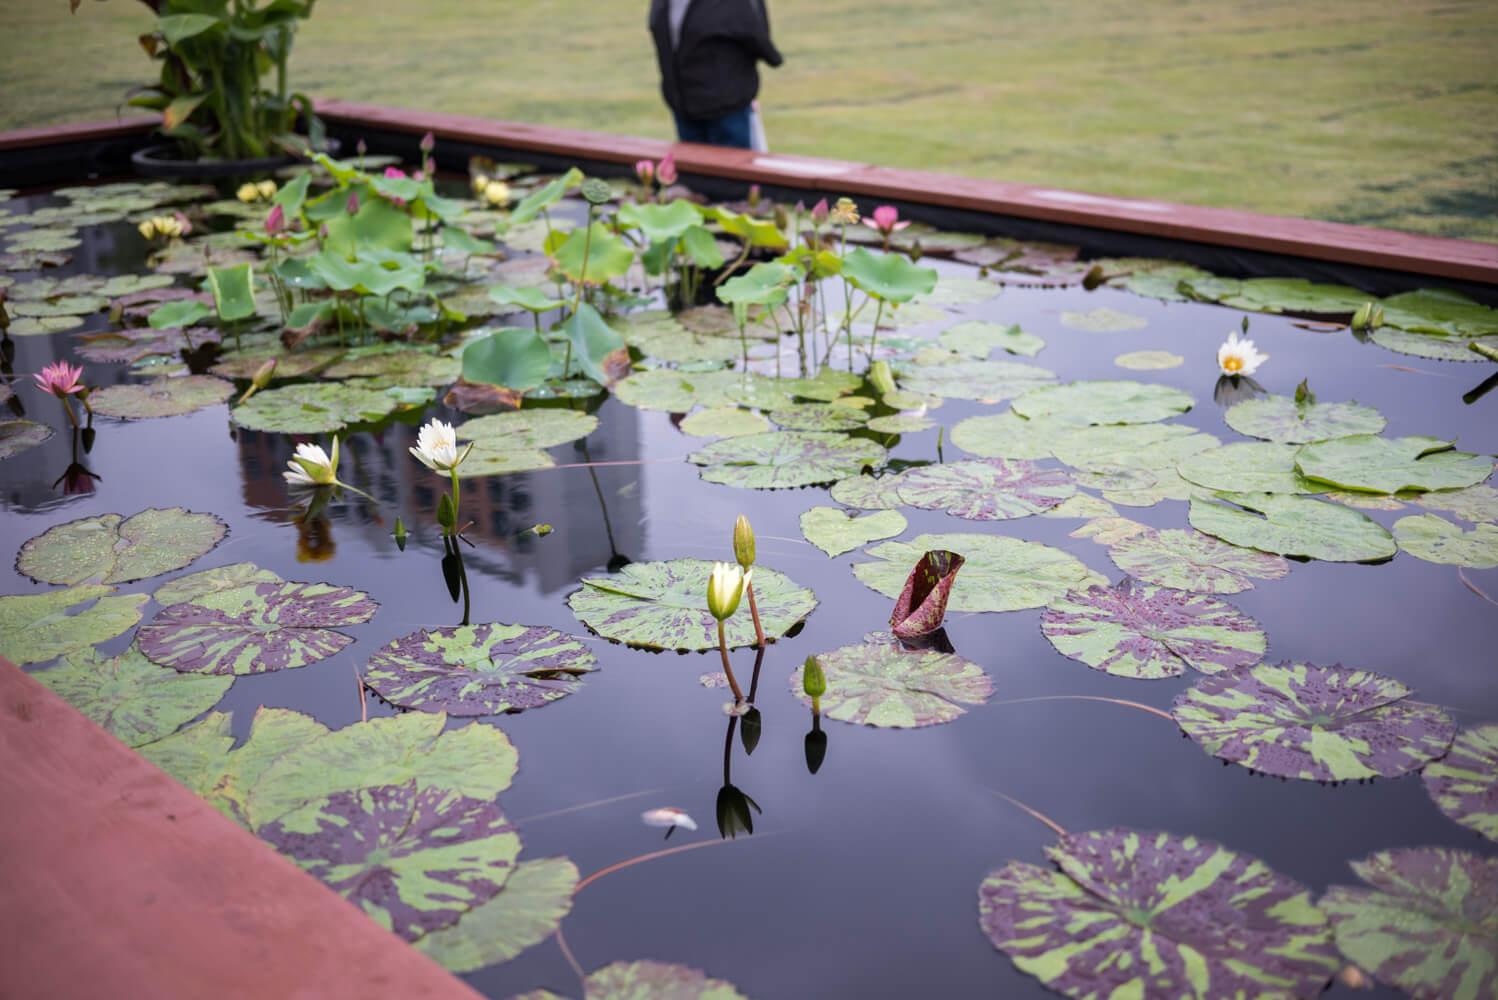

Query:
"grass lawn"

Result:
[[6, 0, 1496, 241]]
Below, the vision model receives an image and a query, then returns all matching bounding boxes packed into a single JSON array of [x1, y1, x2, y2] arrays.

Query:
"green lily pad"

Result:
[[17, 507, 227, 585], [232, 382, 399, 433], [100, 272, 176, 297], [9, 315, 86, 336], [1172, 661, 1456, 780], [458, 408, 597, 448], [322, 351, 461, 386], [9, 293, 107, 316], [939, 320, 1044, 358], [1224, 394, 1385, 444], [138, 581, 378, 675], [1012, 380, 1194, 425], [1393, 514, 1498, 568], [211, 346, 344, 380], [1295, 435, 1495, 494], [1177, 441, 1319, 494], [1189, 492, 1396, 561], [34, 643, 231, 747], [0, 585, 148, 666], [556, 960, 749, 1000], [800, 506, 907, 557], [1054, 423, 1221, 506], [789, 642, 992, 727], [1059, 306, 1147, 331], [153, 562, 283, 607], [1041, 578, 1265, 679], [688, 431, 887, 489], [767, 402, 869, 432], [865, 413, 935, 433], [895, 458, 1075, 519], [415, 857, 579, 973], [0, 420, 54, 459], [680, 407, 773, 438], [894, 357, 1056, 401], [616, 311, 742, 364], [568, 558, 816, 651], [1215, 277, 1371, 315], [854, 533, 1105, 612], [1371, 327, 1498, 362], [6, 228, 82, 253], [1416, 484, 1498, 523], [1107, 528, 1289, 593], [1319, 848, 1498, 1000], [1423, 726, 1498, 842], [363, 622, 597, 716], [88, 375, 235, 419], [917, 276, 1000, 305], [614, 368, 788, 412], [1113, 349, 1182, 370], [979, 828, 1341, 1000], [1380, 288, 1498, 336], [828, 472, 907, 510], [949, 412, 1073, 460]]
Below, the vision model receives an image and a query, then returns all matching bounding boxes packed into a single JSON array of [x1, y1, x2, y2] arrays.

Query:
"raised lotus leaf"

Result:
[[1188, 492, 1396, 562], [1177, 441, 1319, 494], [893, 357, 1057, 401], [1059, 306, 1147, 331], [894, 458, 1075, 520], [1172, 660, 1457, 780], [415, 857, 579, 973], [1041, 577, 1265, 679], [87, 375, 235, 419], [1295, 435, 1495, 494], [569, 558, 815, 651], [799, 506, 907, 557], [854, 533, 1106, 612], [789, 642, 992, 727], [1423, 725, 1498, 842], [0, 420, 53, 459], [138, 581, 378, 675], [688, 430, 886, 489], [231, 381, 399, 433], [949, 412, 1073, 460], [259, 780, 521, 942], [17, 507, 227, 586], [1113, 349, 1183, 370], [0, 585, 148, 666], [1319, 847, 1498, 1000], [35, 643, 231, 747], [1393, 514, 1498, 568], [938, 320, 1044, 358], [1224, 393, 1385, 444], [1107, 528, 1289, 593], [1012, 379, 1194, 425], [363, 622, 598, 716], [1416, 484, 1498, 523], [979, 828, 1341, 1000], [828, 471, 907, 510]]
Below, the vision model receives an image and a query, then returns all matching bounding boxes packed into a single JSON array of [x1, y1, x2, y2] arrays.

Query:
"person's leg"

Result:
[[702, 106, 753, 149], [673, 113, 713, 144]]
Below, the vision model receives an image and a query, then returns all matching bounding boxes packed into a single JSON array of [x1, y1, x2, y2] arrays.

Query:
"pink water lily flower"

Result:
[[862, 205, 911, 236], [33, 360, 85, 398], [656, 153, 678, 187]]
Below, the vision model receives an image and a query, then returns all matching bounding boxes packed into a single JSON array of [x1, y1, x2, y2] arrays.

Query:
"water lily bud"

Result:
[[804, 724, 827, 774], [137, 219, 156, 240], [345, 191, 360, 215], [773, 204, 789, 232], [437, 492, 456, 529], [393, 516, 407, 551], [706, 561, 747, 621], [1351, 302, 1372, 330], [236, 182, 259, 203], [265, 203, 285, 236], [802, 655, 826, 699], [733, 514, 755, 568], [252, 358, 278, 390], [811, 198, 829, 225], [356, 138, 368, 157], [746, 184, 761, 208], [907, 240, 923, 263], [257, 179, 277, 200], [1370, 305, 1384, 329], [419, 131, 435, 154], [869, 360, 896, 397]]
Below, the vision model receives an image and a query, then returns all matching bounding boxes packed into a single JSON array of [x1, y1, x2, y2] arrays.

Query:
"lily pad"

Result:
[[617, 312, 742, 364], [828, 472, 907, 510], [34, 643, 231, 747], [1177, 441, 1318, 494], [1224, 394, 1385, 444], [866, 413, 934, 434], [1423, 726, 1498, 842], [894, 357, 1056, 401], [949, 412, 1072, 460], [322, 351, 461, 386], [789, 642, 992, 727], [458, 409, 597, 449], [17, 507, 227, 585], [614, 368, 788, 412], [1113, 349, 1183, 370], [1319, 847, 1498, 1000], [1370, 327, 1498, 362], [1416, 484, 1498, 523], [415, 857, 579, 973], [678, 406, 770, 438], [153, 562, 283, 606], [1172, 661, 1456, 780], [138, 581, 378, 675], [854, 533, 1106, 612], [800, 506, 907, 557], [211, 346, 343, 380], [0, 420, 53, 459], [563, 960, 749, 1000], [231, 382, 399, 433], [688, 431, 886, 489], [1393, 514, 1498, 568], [1059, 306, 1147, 331], [363, 623, 597, 716], [1012, 380, 1194, 425], [9, 315, 86, 336], [1054, 423, 1221, 507], [1107, 528, 1289, 593], [1295, 435, 1494, 494], [0, 585, 148, 666], [1380, 288, 1498, 336], [259, 781, 520, 942], [88, 375, 235, 419], [895, 458, 1075, 519], [767, 402, 868, 432], [568, 558, 816, 651], [979, 828, 1341, 1000], [1188, 492, 1396, 562], [939, 320, 1044, 358]]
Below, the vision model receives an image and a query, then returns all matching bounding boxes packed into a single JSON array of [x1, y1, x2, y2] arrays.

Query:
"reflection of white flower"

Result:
[[641, 807, 698, 831], [1217, 330, 1268, 377], [410, 419, 473, 473], [284, 439, 339, 486]]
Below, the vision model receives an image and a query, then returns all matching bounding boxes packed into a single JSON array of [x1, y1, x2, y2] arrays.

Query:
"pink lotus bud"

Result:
[[413, 170, 426, 182], [419, 131, 435, 153], [173, 211, 193, 237], [266, 203, 285, 236], [656, 153, 677, 186], [384, 167, 407, 180], [811, 198, 829, 225], [864, 204, 911, 236], [635, 159, 654, 186], [356, 138, 367, 156], [345, 191, 360, 214]]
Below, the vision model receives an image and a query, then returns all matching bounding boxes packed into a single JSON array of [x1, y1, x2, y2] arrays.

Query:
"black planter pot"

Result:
[[130, 137, 340, 180]]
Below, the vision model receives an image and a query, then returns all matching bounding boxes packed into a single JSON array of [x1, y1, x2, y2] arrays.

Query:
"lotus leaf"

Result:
[[854, 533, 1105, 612], [1041, 577, 1265, 679], [1189, 492, 1396, 561], [828, 472, 906, 510], [568, 558, 815, 651], [949, 412, 1071, 460], [680, 407, 772, 438], [17, 507, 226, 585], [800, 506, 907, 557], [1319, 847, 1498, 1000], [232, 382, 398, 433], [1012, 379, 1194, 425], [979, 828, 1341, 999], [35, 643, 231, 747], [688, 431, 886, 489], [1295, 435, 1494, 494], [1371, 327, 1498, 362], [1059, 306, 1147, 331], [553, 224, 635, 287], [88, 375, 235, 419], [789, 642, 991, 727], [0, 420, 53, 459], [1172, 661, 1456, 780], [363, 623, 597, 716], [416, 857, 579, 973], [1113, 349, 1183, 370], [895, 458, 1075, 519], [841, 247, 938, 304], [1416, 484, 1498, 523], [1177, 441, 1319, 494], [0, 585, 148, 666], [1107, 528, 1289, 593], [918, 277, 999, 305], [1225, 394, 1385, 444], [894, 357, 1056, 401], [462, 327, 555, 392], [1393, 514, 1498, 568], [1423, 726, 1498, 841], [138, 581, 377, 676]]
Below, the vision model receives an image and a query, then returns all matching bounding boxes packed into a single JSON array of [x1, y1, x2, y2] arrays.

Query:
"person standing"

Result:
[[649, 0, 783, 149]]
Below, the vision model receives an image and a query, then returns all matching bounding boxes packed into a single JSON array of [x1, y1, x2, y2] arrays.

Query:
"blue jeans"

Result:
[[673, 106, 753, 149]]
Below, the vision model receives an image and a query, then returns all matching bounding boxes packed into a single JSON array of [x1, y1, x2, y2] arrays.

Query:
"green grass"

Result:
[[6, 0, 1496, 241]]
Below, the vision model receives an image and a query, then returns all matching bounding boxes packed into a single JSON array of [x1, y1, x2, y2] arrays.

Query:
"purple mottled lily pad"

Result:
[[828, 471, 907, 510], [1319, 847, 1498, 1000], [139, 581, 378, 675], [1108, 528, 1290, 594], [364, 622, 597, 716], [1041, 578, 1266, 679], [415, 857, 579, 973], [259, 780, 520, 942], [1172, 661, 1457, 780], [75, 326, 221, 364], [789, 643, 992, 727], [1423, 725, 1498, 842], [979, 828, 1341, 999], [569, 960, 749, 1000], [687, 430, 887, 489], [895, 458, 1075, 520], [890, 550, 963, 639]]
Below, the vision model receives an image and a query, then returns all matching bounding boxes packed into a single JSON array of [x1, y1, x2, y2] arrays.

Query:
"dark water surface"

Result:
[[2, 184, 1495, 1000]]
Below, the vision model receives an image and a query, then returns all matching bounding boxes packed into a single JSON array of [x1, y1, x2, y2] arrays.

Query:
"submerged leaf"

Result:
[[789, 642, 991, 727], [17, 508, 227, 585]]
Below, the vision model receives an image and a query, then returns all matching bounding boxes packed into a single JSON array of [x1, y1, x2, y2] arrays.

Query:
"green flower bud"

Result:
[[733, 514, 756, 568], [1370, 304, 1384, 330], [1351, 302, 1372, 330], [437, 493, 455, 529], [802, 655, 827, 698]]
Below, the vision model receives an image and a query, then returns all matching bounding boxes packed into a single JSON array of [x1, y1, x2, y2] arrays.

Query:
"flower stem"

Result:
[[449, 467, 461, 537], [717, 621, 744, 702], [746, 581, 765, 648]]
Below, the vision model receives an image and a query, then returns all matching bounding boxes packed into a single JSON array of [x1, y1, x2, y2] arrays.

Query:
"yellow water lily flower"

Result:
[[481, 179, 511, 207], [137, 219, 157, 240], [256, 179, 277, 200]]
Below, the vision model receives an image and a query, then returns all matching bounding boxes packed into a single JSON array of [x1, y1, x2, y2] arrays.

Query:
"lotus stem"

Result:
[[867, 298, 885, 366], [717, 620, 745, 702]]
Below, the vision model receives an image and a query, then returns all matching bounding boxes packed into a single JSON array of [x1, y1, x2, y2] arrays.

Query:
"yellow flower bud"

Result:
[[137, 219, 157, 240], [733, 514, 755, 568], [236, 182, 259, 203], [471, 173, 489, 195], [256, 179, 277, 200], [483, 179, 511, 207]]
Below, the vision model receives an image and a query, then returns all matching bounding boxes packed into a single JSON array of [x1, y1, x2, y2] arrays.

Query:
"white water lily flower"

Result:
[[1217, 329, 1268, 377], [409, 419, 473, 473], [706, 562, 749, 621], [641, 807, 698, 831], [283, 439, 339, 487]]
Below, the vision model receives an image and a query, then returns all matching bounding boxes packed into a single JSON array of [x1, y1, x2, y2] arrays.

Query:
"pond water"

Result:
[[1, 164, 1496, 1000]]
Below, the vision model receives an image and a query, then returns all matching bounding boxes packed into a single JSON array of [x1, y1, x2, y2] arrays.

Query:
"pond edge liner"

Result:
[[0, 107, 1494, 297], [0, 655, 485, 1000]]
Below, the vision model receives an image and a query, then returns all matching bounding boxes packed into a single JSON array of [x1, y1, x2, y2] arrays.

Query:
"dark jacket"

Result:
[[649, 0, 783, 121]]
